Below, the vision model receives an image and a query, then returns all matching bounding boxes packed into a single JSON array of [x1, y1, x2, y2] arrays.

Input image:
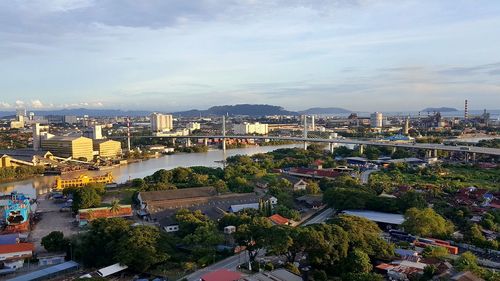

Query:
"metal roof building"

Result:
[[7, 261, 79, 281]]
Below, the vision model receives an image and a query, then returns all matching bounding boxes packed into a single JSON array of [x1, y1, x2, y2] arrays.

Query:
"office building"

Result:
[[32, 123, 51, 151], [370, 112, 383, 128], [233, 122, 269, 135], [64, 115, 78, 125], [83, 125, 103, 140], [150, 113, 173, 133], [41, 136, 93, 161], [93, 139, 122, 159]]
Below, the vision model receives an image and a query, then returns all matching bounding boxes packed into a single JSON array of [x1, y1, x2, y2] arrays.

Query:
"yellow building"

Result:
[[41, 136, 93, 161], [93, 140, 122, 159], [54, 172, 114, 189]]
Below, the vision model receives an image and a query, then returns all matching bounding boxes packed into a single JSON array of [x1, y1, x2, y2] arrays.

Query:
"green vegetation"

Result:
[[370, 163, 500, 190], [175, 146, 209, 153], [0, 165, 45, 182], [41, 231, 69, 252], [402, 208, 454, 238]]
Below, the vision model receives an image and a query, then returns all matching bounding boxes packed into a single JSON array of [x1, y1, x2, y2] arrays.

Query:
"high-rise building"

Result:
[[32, 123, 50, 151], [150, 113, 173, 133], [233, 122, 269, 135], [370, 112, 383, 128], [403, 116, 410, 135], [83, 125, 103, 140]]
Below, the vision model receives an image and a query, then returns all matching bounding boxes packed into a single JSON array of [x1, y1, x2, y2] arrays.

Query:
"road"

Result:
[[360, 169, 378, 184], [111, 135, 500, 156], [179, 251, 250, 281], [302, 208, 334, 226]]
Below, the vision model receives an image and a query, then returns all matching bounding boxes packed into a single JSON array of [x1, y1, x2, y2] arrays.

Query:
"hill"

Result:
[[299, 107, 351, 114], [174, 104, 297, 117], [421, 107, 458, 112]]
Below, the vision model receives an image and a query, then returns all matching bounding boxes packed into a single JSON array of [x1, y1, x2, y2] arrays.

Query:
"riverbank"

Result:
[[0, 144, 301, 198]]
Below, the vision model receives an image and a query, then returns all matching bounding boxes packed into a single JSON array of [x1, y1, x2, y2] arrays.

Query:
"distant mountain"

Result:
[[174, 104, 297, 117], [299, 107, 351, 114], [0, 108, 152, 118], [421, 107, 458, 112]]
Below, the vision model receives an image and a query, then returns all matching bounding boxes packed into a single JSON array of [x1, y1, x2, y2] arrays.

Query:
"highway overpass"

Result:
[[111, 135, 500, 156]]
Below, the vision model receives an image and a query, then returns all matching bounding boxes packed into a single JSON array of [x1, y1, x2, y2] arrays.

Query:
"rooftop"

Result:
[[0, 242, 34, 254], [342, 210, 405, 225], [139, 186, 216, 202], [201, 269, 241, 281]]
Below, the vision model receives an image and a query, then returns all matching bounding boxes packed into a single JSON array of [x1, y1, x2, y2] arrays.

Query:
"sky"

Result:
[[1, 0, 500, 112]]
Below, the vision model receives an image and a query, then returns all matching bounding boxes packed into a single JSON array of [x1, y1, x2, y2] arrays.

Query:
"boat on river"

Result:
[[53, 172, 115, 190]]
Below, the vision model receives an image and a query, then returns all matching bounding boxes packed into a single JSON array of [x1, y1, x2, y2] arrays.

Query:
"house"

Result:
[[280, 175, 308, 191], [262, 195, 278, 205], [201, 269, 241, 281], [0, 243, 34, 269], [224, 226, 236, 234], [296, 194, 323, 209], [38, 252, 67, 266], [376, 260, 428, 281], [268, 214, 290, 226], [158, 216, 180, 233]]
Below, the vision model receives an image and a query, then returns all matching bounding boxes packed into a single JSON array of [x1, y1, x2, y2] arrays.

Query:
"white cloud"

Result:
[[15, 100, 25, 108], [0, 102, 11, 108], [30, 100, 45, 108]]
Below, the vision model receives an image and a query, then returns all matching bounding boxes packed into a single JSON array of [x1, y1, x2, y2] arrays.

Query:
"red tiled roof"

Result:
[[376, 263, 394, 270], [269, 214, 290, 225], [201, 269, 241, 281], [0, 243, 34, 254], [79, 206, 133, 221]]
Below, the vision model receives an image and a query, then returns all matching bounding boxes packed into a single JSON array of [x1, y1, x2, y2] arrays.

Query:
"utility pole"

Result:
[[222, 115, 226, 153], [303, 115, 308, 150], [127, 116, 131, 152]]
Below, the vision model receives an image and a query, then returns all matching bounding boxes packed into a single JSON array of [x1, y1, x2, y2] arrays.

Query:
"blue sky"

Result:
[[1, 0, 499, 111]]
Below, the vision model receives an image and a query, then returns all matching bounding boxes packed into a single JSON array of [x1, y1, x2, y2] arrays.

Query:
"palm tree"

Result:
[[110, 199, 121, 214], [86, 209, 95, 221]]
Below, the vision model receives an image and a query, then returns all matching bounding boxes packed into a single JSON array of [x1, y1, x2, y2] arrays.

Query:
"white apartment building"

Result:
[[150, 113, 173, 133], [233, 122, 269, 135]]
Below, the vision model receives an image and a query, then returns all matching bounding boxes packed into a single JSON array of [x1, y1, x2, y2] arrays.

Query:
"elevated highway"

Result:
[[111, 135, 500, 156]]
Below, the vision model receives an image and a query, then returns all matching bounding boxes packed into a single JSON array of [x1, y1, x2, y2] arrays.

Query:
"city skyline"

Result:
[[1, 0, 500, 111]]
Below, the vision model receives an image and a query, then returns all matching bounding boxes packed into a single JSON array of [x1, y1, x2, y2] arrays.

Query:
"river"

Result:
[[0, 144, 300, 198]]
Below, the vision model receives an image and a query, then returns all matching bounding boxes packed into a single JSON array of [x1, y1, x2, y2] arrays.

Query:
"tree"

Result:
[[131, 178, 147, 190], [72, 187, 101, 212], [301, 224, 349, 268], [422, 246, 448, 259], [421, 265, 437, 281], [331, 215, 394, 258], [342, 248, 372, 273], [306, 181, 320, 194], [342, 272, 384, 281], [398, 191, 427, 211], [235, 217, 273, 262], [116, 225, 169, 271], [41, 231, 69, 252], [73, 218, 131, 267], [110, 199, 121, 214], [454, 251, 479, 272], [402, 208, 454, 238]]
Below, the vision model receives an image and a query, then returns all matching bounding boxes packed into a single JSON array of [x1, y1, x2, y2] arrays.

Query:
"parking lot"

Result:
[[29, 195, 78, 252]]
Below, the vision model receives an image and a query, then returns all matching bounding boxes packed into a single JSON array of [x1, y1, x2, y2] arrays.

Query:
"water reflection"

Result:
[[0, 145, 300, 198]]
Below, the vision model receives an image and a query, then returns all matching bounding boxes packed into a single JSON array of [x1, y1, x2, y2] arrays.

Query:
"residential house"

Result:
[[0, 243, 34, 269]]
